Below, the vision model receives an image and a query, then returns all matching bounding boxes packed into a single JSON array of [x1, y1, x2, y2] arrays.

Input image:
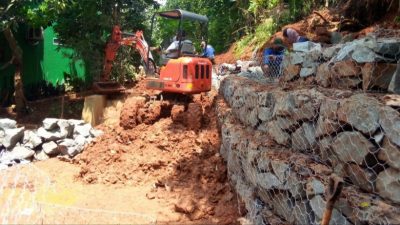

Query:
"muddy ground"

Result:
[[0, 81, 243, 224]]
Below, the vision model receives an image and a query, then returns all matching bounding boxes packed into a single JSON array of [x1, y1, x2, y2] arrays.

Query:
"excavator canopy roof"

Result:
[[156, 9, 208, 23]]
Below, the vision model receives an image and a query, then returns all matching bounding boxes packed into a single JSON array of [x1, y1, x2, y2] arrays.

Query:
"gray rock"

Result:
[[315, 116, 341, 138], [3, 127, 25, 150], [68, 119, 85, 126], [90, 129, 104, 138], [293, 41, 322, 53], [320, 98, 340, 119], [0, 118, 17, 129], [259, 190, 293, 221], [337, 94, 380, 135], [75, 135, 87, 147], [316, 63, 331, 87], [271, 161, 290, 182], [274, 116, 298, 132], [34, 150, 49, 161], [378, 138, 400, 170], [345, 164, 376, 192], [9, 146, 35, 160], [379, 106, 400, 146], [310, 195, 351, 225], [352, 46, 379, 63], [74, 124, 92, 137], [300, 66, 316, 77], [267, 121, 291, 146], [57, 119, 74, 138], [37, 127, 63, 141], [306, 179, 324, 198], [273, 93, 296, 117], [42, 118, 59, 130], [58, 138, 76, 147], [258, 107, 273, 122], [287, 52, 305, 65], [376, 168, 400, 204], [374, 38, 400, 60], [42, 141, 59, 156], [292, 200, 314, 225], [323, 45, 343, 59], [292, 122, 316, 151], [23, 130, 42, 149], [388, 61, 400, 94], [331, 132, 375, 164], [257, 172, 282, 190]]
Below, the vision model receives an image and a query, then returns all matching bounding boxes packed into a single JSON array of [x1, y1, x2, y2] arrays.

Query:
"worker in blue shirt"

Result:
[[201, 41, 215, 64], [262, 38, 285, 77]]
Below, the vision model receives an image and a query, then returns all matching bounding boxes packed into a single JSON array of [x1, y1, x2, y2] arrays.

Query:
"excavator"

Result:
[[94, 9, 212, 95]]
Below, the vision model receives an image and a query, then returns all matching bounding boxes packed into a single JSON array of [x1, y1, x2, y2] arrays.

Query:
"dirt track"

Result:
[[0, 81, 242, 224]]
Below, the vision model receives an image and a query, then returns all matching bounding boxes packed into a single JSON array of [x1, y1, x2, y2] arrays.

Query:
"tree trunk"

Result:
[[3, 27, 28, 114]]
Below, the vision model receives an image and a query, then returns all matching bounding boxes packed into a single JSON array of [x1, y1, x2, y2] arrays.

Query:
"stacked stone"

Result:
[[281, 37, 400, 94], [218, 76, 400, 224], [0, 118, 103, 169]]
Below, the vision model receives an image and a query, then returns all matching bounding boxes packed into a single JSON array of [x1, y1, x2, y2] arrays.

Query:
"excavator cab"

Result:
[[145, 9, 212, 94], [96, 9, 211, 95]]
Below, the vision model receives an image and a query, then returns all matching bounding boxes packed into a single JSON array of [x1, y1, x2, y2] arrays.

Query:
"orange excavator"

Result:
[[94, 9, 212, 95]]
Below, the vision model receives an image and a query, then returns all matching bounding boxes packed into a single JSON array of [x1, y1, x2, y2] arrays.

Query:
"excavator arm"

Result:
[[95, 25, 155, 94]]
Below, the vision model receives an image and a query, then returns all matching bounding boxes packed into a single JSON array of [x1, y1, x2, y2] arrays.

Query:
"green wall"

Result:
[[0, 25, 86, 104]]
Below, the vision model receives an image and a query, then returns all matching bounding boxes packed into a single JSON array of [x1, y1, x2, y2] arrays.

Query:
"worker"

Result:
[[200, 41, 215, 64], [282, 27, 309, 45], [262, 38, 286, 78], [165, 30, 193, 58]]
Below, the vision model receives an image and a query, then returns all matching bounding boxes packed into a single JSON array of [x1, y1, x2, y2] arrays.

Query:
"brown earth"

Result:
[[73, 88, 243, 224]]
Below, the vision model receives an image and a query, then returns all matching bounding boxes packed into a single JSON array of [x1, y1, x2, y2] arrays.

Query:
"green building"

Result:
[[0, 24, 86, 105]]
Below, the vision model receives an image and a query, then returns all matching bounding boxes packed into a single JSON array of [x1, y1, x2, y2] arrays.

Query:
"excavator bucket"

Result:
[[93, 81, 125, 95]]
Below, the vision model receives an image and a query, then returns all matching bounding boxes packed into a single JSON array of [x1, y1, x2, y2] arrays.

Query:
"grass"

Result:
[[234, 18, 278, 58]]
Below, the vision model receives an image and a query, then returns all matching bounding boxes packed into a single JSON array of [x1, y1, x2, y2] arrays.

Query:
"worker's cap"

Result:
[[273, 38, 284, 47]]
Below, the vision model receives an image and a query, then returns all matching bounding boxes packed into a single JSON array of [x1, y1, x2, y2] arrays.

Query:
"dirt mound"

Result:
[[74, 88, 242, 224]]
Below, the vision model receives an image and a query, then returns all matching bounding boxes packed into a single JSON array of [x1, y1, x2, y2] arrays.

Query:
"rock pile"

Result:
[[218, 75, 400, 224], [0, 118, 103, 170], [281, 36, 400, 93]]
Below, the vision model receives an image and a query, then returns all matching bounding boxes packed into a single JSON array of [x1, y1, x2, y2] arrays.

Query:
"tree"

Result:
[[52, 0, 158, 84], [0, 0, 64, 113]]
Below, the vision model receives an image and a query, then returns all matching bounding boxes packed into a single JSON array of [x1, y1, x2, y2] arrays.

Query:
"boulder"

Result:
[[3, 127, 25, 150], [9, 146, 35, 160], [374, 38, 400, 60], [273, 93, 296, 117], [331, 60, 361, 78], [378, 138, 400, 170], [42, 141, 59, 156], [0, 119, 17, 129], [292, 122, 316, 151], [37, 127, 63, 141], [292, 200, 314, 225], [274, 116, 298, 132], [57, 119, 74, 138], [34, 150, 50, 161], [42, 118, 59, 130], [300, 66, 317, 78], [316, 63, 331, 87], [362, 63, 397, 91], [90, 129, 104, 138], [256, 172, 282, 190], [293, 41, 322, 53], [315, 116, 341, 138], [331, 132, 375, 164], [376, 168, 400, 204], [388, 61, 400, 94], [345, 164, 376, 192], [323, 45, 342, 59], [282, 64, 300, 82], [379, 106, 400, 146], [286, 52, 305, 65], [23, 130, 42, 149], [310, 195, 351, 225], [257, 107, 273, 122], [306, 178, 324, 198], [267, 121, 291, 146], [74, 123, 92, 137], [337, 94, 380, 135]]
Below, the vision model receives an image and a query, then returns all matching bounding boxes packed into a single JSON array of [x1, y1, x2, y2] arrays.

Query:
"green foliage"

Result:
[[234, 18, 277, 57], [52, 0, 158, 84], [161, 0, 249, 53]]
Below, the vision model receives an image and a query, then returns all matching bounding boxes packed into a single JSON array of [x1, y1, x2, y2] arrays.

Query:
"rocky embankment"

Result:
[[0, 118, 102, 169]]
